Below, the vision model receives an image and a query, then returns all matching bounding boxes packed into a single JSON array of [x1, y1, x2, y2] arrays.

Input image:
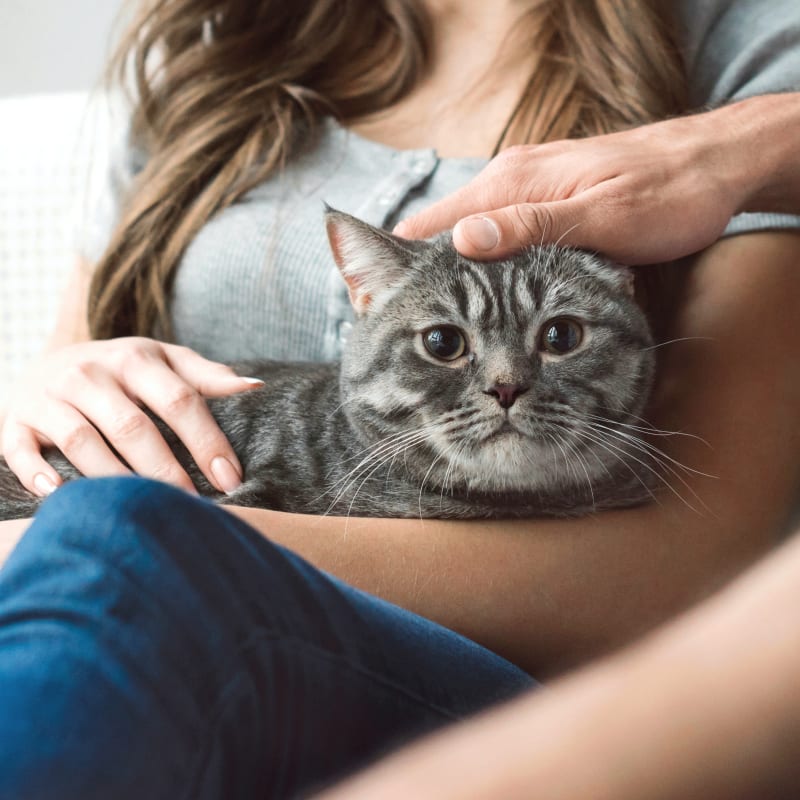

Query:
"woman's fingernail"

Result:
[[393, 220, 410, 236], [33, 473, 59, 496], [241, 377, 265, 387], [211, 456, 242, 494], [458, 217, 499, 251]]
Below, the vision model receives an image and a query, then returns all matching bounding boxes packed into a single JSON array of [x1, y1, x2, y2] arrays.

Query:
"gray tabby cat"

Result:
[[0, 209, 658, 521]]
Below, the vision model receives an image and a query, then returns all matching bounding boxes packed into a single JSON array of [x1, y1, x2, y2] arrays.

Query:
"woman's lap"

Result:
[[0, 477, 533, 799]]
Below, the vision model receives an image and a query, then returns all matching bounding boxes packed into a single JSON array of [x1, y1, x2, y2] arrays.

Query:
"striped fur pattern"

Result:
[[0, 211, 657, 520]]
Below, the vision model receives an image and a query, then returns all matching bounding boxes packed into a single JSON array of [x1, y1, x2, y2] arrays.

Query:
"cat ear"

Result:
[[325, 206, 422, 315]]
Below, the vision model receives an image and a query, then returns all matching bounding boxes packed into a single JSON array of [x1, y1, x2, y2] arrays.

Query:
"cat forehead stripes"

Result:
[[409, 238, 633, 336], [324, 206, 634, 327]]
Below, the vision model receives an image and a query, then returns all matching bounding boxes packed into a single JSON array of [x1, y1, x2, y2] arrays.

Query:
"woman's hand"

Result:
[[1, 337, 262, 496], [395, 102, 760, 265]]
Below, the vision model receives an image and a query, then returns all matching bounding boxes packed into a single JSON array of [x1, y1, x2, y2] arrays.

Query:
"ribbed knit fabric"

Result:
[[84, 0, 800, 365]]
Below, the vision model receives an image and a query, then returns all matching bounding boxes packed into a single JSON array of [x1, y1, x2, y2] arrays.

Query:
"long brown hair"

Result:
[[88, 0, 686, 340]]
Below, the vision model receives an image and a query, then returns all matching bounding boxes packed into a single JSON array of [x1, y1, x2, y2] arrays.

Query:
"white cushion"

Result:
[[0, 91, 118, 409]]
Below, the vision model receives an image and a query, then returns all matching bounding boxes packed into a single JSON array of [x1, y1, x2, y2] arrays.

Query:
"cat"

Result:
[[0, 208, 659, 521]]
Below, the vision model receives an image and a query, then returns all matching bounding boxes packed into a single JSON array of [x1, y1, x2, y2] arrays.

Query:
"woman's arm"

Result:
[[5, 233, 798, 675], [0, 519, 29, 564], [47, 256, 93, 349], [0, 257, 91, 429], [228, 231, 800, 676], [0, 259, 94, 556]]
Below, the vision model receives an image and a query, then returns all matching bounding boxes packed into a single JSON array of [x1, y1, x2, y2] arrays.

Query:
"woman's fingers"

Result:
[[162, 344, 265, 398], [401, 190, 612, 263], [4, 397, 132, 495], [393, 142, 621, 259], [1, 339, 264, 495], [1, 420, 64, 497], [66, 348, 249, 494], [127, 356, 247, 494], [56, 365, 200, 493]]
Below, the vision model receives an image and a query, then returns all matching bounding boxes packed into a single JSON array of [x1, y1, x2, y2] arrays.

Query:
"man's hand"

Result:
[[395, 101, 766, 265]]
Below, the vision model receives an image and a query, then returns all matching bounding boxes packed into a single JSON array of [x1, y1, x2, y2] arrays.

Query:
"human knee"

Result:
[[14, 476, 208, 573]]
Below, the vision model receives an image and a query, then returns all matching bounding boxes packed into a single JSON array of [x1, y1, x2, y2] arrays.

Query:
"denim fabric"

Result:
[[0, 478, 533, 799]]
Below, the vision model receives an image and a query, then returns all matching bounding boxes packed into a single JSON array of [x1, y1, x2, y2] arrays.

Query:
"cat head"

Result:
[[325, 208, 655, 495]]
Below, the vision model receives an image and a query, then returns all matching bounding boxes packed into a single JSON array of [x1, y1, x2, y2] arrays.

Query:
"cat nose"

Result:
[[484, 382, 530, 409]]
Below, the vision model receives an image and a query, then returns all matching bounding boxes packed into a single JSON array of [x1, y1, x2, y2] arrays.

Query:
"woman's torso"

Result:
[[138, 0, 799, 364]]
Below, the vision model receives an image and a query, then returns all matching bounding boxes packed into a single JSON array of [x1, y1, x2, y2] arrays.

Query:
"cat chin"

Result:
[[452, 436, 568, 494]]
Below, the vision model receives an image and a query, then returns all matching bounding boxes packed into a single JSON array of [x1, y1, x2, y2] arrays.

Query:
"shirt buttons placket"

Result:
[[360, 150, 439, 223], [411, 155, 435, 176], [337, 320, 353, 344], [326, 149, 439, 359]]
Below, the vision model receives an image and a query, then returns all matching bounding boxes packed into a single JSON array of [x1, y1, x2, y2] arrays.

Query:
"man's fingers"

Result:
[[453, 201, 585, 260], [394, 178, 501, 240], [394, 198, 468, 240]]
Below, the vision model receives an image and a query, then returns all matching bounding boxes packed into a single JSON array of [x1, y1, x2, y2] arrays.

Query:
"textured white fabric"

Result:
[[0, 92, 117, 410]]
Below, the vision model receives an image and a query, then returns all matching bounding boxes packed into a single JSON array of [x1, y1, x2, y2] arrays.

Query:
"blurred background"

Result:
[[1, 0, 126, 406], [1, 0, 124, 97]]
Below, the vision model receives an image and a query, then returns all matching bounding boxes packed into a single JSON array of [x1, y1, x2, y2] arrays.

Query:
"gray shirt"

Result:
[[87, 0, 800, 364]]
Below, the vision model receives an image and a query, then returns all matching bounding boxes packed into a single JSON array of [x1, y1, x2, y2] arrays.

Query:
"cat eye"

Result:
[[422, 326, 467, 361], [539, 318, 583, 355]]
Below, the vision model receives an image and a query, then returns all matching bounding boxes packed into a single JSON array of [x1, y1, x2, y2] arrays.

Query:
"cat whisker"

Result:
[[341, 431, 437, 519], [326, 394, 361, 419], [320, 426, 440, 511], [568, 426, 663, 508], [593, 403, 713, 449], [331, 410, 477, 516], [577, 424, 710, 515], [555, 433, 593, 505], [564, 426, 612, 478], [639, 336, 716, 352], [582, 423, 715, 517], [384, 415, 468, 494], [556, 222, 582, 249], [335, 421, 441, 469], [332, 408, 479, 477], [541, 403, 712, 448], [584, 414, 710, 444], [440, 439, 469, 504], [545, 428, 584, 500], [584, 420, 717, 481], [418, 445, 454, 519]]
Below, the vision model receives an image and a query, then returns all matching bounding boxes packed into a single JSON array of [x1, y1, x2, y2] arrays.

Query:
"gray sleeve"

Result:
[[676, 0, 800, 236]]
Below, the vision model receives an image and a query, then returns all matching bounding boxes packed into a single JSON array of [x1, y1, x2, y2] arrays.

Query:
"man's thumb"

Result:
[[453, 202, 578, 260]]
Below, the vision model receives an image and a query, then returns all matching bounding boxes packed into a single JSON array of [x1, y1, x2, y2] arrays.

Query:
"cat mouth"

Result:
[[483, 420, 521, 442]]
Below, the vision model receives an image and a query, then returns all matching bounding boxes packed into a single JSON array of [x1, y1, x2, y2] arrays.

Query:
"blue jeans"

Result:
[[0, 478, 533, 799]]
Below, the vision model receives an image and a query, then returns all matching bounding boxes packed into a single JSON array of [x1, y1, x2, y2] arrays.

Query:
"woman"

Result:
[[0, 1, 799, 797]]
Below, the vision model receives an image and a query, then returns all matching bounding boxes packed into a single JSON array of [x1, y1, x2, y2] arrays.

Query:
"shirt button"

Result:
[[337, 320, 353, 343], [412, 159, 432, 175]]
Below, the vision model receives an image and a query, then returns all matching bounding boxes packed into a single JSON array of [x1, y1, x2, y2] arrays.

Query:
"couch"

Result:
[[0, 91, 120, 410]]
